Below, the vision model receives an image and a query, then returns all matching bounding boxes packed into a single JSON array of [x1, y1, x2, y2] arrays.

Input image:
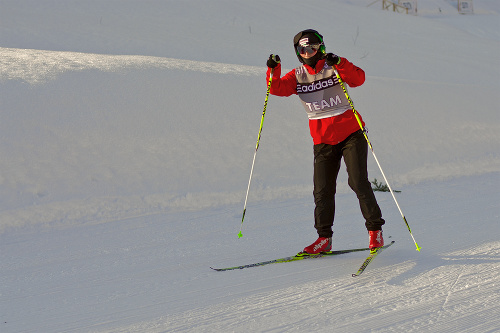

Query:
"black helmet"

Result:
[[293, 29, 326, 66]]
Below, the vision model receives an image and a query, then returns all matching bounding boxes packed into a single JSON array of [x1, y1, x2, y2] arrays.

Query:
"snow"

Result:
[[0, 0, 499, 332]]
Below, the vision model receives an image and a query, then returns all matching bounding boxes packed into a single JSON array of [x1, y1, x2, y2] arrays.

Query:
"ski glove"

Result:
[[267, 54, 280, 68], [325, 53, 341, 66]]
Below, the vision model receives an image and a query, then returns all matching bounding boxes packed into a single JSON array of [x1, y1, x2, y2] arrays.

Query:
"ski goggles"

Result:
[[296, 43, 322, 55]]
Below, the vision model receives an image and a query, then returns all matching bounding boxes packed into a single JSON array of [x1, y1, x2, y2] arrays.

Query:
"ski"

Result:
[[211, 247, 370, 271], [352, 240, 395, 277]]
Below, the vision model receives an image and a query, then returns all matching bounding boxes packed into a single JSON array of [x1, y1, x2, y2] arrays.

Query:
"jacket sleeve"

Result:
[[336, 58, 365, 87], [266, 64, 297, 97]]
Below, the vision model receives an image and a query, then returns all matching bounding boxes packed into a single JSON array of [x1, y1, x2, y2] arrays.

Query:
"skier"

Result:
[[266, 29, 385, 254]]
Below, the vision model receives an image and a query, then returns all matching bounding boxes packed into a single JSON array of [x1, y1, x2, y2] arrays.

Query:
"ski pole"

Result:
[[238, 69, 274, 238], [333, 67, 421, 252]]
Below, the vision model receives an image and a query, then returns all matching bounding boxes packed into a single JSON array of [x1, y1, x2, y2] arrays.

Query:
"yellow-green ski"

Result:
[[352, 241, 395, 277], [211, 246, 370, 272]]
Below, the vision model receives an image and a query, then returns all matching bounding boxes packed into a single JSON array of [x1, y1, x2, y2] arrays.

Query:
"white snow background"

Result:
[[1, 0, 499, 332]]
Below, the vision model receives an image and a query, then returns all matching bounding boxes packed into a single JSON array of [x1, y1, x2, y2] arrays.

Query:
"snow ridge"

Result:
[[0, 47, 264, 84]]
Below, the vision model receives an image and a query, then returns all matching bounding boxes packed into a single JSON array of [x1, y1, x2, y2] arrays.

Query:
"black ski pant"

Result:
[[313, 130, 385, 238]]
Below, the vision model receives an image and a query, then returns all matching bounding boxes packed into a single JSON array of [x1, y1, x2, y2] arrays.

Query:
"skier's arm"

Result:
[[266, 55, 297, 97], [336, 58, 365, 87]]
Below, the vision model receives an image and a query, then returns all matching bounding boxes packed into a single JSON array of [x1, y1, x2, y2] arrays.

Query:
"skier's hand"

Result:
[[325, 53, 341, 66], [267, 54, 281, 68]]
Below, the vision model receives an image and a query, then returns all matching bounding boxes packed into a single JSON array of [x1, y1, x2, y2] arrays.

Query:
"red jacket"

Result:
[[266, 58, 366, 145]]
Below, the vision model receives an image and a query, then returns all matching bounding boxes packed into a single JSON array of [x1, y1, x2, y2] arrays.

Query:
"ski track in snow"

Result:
[[98, 242, 500, 333]]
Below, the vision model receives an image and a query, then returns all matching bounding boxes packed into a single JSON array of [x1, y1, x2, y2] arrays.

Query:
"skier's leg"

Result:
[[313, 143, 342, 238], [343, 131, 385, 231]]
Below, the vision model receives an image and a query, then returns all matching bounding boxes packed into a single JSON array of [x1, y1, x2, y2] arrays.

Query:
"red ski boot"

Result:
[[369, 230, 384, 250], [303, 237, 332, 254]]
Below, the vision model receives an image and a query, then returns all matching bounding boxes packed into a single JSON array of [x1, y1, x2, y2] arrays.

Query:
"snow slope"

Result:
[[0, 0, 499, 332]]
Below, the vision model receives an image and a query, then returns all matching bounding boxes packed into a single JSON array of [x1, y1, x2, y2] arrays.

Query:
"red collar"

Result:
[[303, 59, 326, 74]]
